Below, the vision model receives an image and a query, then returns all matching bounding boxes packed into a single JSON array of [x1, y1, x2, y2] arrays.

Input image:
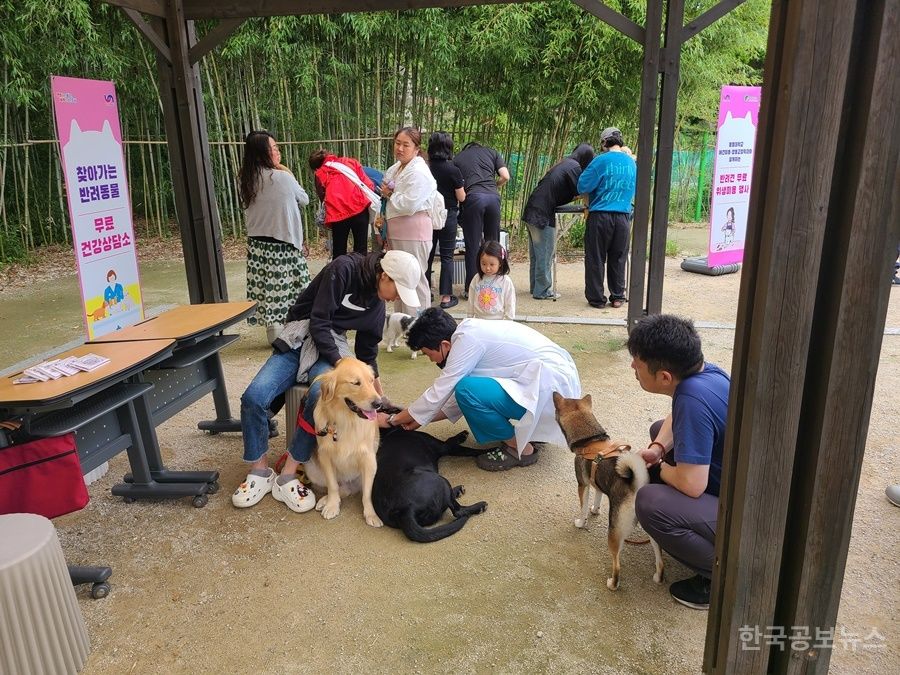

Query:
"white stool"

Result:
[[0, 513, 90, 675]]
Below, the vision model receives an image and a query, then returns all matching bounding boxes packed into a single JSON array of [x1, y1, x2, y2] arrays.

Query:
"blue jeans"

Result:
[[525, 221, 557, 298], [240, 352, 333, 463], [454, 376, 526, 444]]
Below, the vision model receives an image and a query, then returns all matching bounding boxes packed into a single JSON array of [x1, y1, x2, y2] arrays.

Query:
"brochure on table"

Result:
[[707, 85, 762, 267], [51, 76, 144, 340]]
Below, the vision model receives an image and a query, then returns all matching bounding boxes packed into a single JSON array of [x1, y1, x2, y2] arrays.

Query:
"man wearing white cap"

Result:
[[233, 250, 421, 512], [577, 127, 637, 309]]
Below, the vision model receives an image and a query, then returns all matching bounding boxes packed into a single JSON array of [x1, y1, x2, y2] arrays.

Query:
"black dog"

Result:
[[372, 428, 487, 542]]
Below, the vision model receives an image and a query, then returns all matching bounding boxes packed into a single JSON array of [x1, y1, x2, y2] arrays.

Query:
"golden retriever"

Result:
[[303, 357, 383, 527]]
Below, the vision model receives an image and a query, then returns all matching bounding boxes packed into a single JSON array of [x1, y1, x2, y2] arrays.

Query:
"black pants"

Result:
[[330, 207, 370, 259], [459, 192, 501, 290], [427, 208, 459, 297], [584, 211, 630, 305]]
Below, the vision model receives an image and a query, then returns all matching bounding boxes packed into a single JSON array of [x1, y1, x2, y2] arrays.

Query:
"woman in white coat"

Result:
[[380, 127, 436, 314], [380, 308, 581, 471]]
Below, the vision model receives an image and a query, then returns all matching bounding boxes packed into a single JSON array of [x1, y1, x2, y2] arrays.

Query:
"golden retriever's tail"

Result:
[[400, 508, 473, 543], [615, 452, 651, 490]]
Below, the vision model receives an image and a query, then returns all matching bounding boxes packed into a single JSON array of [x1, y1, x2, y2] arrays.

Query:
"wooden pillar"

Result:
[[705, 0, 899, 671], [154, 0, 227, 303], [626, 0, 662, 329], [645, 0, 684, 316]]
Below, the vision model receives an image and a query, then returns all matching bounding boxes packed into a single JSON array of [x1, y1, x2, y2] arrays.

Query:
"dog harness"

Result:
[[575, 440, 633, 484], [575, 439, 632, 462]]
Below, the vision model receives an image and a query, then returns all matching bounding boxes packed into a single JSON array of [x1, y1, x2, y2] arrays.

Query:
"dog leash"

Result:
[[295, 401, 338, 441]]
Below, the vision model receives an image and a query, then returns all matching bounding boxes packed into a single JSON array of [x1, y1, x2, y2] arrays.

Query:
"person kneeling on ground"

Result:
[[379, 308, 581, 471], [233, 250, 422, 512], [628, 314, 730, 610]]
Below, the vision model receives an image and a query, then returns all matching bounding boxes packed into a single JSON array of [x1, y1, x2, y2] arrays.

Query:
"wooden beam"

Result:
[[704, 0, 898, 671], [103, 0, 166, 17], [626, 0, 663, 330], [681, 0, 748, 43], [181, 0, 527, 20], [571, 0, 644, 44], [121, 7, 171, 64], [188, 19, 245, 64]]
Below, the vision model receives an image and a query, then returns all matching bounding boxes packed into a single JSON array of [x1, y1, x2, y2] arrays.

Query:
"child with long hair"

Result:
[[467, 240, 516, 320]]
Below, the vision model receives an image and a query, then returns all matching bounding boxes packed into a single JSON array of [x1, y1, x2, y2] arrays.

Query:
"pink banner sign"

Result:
[[51, 76, 143, 339], [707, 85, 762, 267]]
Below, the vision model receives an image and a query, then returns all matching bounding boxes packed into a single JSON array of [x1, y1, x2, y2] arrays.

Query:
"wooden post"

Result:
[[704, 0, 900, 671], [646, 0, 684, 316], [626, 0, 662, 330], [152, 0, 228, 303]]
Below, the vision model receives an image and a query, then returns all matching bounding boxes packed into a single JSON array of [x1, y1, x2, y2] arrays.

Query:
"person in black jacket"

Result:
[[232, 250, 421, 514], [521, 143, 595, 299]]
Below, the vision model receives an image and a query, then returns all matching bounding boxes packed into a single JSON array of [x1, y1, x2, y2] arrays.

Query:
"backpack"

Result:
[[429, 190, 448, 230]]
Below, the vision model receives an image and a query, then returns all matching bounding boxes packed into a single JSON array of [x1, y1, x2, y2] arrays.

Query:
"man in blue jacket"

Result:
[[576, 128, 636, 309]]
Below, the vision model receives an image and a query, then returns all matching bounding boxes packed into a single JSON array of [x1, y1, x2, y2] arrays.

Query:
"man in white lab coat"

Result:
[[381, 308, 581, 471]]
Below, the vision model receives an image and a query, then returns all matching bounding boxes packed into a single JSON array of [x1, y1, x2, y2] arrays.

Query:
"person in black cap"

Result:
[[576, 127, 637, 309]]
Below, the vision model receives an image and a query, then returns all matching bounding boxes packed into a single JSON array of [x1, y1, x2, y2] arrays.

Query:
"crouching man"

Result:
[[628, 314, 730, 610]]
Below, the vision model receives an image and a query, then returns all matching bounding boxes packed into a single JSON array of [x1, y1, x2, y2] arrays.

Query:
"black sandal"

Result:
[[475, 444, 539, 472]]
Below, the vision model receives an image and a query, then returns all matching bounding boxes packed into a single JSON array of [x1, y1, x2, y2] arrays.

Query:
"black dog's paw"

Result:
[[380, 403, 403, 415], [473, 501, 488, 514], [452, 485, 465, 498]]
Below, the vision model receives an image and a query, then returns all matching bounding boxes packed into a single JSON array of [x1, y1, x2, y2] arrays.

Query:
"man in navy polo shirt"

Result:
[[628, 314, 730, 610]]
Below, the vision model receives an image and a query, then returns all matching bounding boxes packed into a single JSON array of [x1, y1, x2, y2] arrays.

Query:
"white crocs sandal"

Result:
[[231, 469, 275, 508], [271, 478, 316, 513]]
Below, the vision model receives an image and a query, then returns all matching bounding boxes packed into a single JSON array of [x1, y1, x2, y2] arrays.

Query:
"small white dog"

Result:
[[384, 312, 417, 359]]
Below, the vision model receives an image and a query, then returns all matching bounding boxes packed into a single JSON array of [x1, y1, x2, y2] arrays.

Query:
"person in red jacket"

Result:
[[309, 149, 377, 258]]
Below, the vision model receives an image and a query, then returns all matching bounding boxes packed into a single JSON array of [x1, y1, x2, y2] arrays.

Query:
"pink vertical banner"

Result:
[[707, 85, 762, 267], [51, 76, 143, 340]]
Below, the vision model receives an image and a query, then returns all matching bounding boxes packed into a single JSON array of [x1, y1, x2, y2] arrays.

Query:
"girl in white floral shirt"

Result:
[[467, 240, 516, 320]]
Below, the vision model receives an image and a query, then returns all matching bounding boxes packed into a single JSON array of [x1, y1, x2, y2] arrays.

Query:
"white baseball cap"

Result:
[[381, 250, 422, 308]]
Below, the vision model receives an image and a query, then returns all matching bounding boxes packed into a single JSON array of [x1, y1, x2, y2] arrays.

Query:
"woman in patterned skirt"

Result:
[[239, 130, 311, 343]]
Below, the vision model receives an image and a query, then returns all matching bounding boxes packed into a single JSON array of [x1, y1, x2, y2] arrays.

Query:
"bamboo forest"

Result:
[[0, 0, 769, 262]]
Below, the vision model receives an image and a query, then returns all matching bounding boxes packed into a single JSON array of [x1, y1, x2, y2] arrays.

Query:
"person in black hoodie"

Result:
[[232, 250, 421, 514], [521, 143, 595, 300]]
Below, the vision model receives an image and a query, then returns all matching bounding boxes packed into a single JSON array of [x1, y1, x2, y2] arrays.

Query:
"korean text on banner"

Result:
[[707, 85, 762, 267], [51, 76, 144, 340]]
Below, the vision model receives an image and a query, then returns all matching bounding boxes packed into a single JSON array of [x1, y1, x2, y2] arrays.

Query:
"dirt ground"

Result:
[[3, 236, 898, 674]]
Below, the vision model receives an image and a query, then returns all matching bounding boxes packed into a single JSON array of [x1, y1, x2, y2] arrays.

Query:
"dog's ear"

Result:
[[581, 394, 592, 407], [316, 369, 337, 402], [552, 391, 563, 407]]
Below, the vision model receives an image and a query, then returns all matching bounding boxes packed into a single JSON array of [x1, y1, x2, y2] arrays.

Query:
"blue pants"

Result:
[[240, 351, 332, 463], [526, 221, 557, 298], [454, 376, 526, 444]]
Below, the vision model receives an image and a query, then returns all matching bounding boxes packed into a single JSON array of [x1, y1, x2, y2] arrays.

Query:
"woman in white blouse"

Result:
[[380, 127, 436, 314], [239, 130, 310, 343]]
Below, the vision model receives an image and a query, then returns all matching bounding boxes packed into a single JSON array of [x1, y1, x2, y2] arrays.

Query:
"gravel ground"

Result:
[[4, 241, 898, 674]]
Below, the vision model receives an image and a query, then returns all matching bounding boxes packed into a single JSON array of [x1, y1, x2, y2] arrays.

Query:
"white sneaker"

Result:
[[232, 469, 275, 508], [271, 478, 316, 513]]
